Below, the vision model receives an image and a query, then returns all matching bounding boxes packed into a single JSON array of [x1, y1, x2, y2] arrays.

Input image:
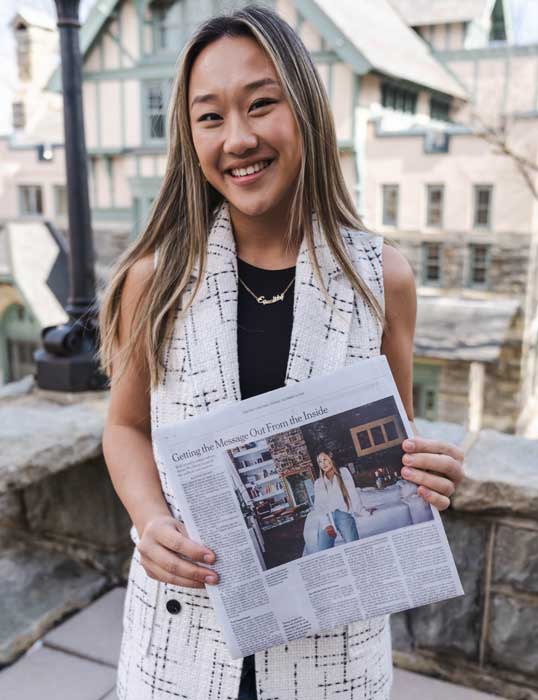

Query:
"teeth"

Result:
[[230, 160, 271, 177]]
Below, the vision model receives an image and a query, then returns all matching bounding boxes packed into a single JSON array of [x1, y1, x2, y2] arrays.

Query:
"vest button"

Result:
[[166, 599, 181, 614]]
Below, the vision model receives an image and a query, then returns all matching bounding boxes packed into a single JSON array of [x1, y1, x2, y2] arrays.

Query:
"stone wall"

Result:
[[393, 420, 538, 700], [1, 380, 537, 696]]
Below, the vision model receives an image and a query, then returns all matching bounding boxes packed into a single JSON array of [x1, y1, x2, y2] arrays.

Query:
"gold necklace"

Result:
[[238, 275, 295, 305]]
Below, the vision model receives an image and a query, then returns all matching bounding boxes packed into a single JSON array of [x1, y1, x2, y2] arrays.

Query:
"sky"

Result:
[[1, 0, 538, 135]]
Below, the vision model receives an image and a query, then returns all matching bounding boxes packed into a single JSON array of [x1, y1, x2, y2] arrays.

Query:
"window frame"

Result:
[[467, 243, 491, 288], [18, 184, 43, 216], [473, 184, 493, 229], [142, 79, 172, 144], [53, 184, 68, 217], [381, 184, 399, 227], [381, 82, 418, 115], [421, 241, 443, 286], [426, 184, 444, 228]]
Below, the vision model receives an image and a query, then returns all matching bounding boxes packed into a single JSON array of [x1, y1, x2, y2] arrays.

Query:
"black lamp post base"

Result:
[[35, 348, 108, 392], [35, 319, 108, 392]]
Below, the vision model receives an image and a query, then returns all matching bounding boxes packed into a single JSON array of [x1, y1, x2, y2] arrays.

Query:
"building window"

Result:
[[54, 185, 68, 216], [19, 185, 43, 215], [381, 82, 417, 114], [468, 244, 490, 287], [421, 242, 443, 285], [413, 362, 440, 421], [489, 0, 506, 41], [144, 80, 172, 142], [7, 338, 39, 382], [12, 101, 25, 129], [426, 185, 444, 227], [474, 185, 492, 228], [382, 185, 399, 226], [430, 97, 450, 122], [147, 81, 165, 139], [151, 0, 184, 53]]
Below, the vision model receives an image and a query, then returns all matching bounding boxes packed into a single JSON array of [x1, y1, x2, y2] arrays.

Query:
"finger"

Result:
[[401, 467, 455, 497], [144, 561, 207, 589], [418, 486, 451, 511], [403, 437, 464, 463], [142, 548, 219, 585], [402, 452, 461, 483], [158, 525, 216, 564]]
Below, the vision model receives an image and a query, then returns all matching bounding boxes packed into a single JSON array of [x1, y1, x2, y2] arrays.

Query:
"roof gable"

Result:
[[46, 0, 121, 93], [299, 0, 467, 98]]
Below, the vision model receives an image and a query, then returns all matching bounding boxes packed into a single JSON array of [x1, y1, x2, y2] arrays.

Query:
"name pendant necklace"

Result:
[[238, 275, 295, 306]]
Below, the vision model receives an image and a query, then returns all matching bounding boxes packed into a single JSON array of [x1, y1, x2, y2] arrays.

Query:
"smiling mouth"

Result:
[[227, 159, 274, 178]]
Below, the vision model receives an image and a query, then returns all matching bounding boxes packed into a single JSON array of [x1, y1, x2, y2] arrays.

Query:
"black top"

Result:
[[237, 258, 295, 400]]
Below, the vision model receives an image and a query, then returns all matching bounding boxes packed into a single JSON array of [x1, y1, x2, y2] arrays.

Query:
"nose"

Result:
[[223, 113, 258, 155]]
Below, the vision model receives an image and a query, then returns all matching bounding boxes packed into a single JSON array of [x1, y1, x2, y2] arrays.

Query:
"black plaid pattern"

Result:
[[116, 202, 392, 699]]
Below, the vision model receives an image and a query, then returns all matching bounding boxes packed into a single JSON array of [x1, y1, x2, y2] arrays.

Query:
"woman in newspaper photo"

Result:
[[313, 450, 364, 549], [98, 5, 465, 700]]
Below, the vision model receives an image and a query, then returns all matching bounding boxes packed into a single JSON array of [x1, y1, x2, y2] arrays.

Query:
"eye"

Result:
[[250, 98, 277, 112], [198, 112, 222, 123]]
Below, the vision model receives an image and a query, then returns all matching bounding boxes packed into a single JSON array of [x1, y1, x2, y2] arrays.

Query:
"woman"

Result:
[[313, 451, 364, 549], [99, 6, 464, 700]]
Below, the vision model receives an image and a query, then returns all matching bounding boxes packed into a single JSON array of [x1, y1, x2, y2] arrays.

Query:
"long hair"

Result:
[[315, 451, 351, 511], [98, 4, 386, 388]]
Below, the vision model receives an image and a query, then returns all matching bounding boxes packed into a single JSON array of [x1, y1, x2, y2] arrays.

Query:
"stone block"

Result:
[[44, 586, 125, 666], [0, 392, 108, 493], [453, 430, 538, 517], [390, 611, 414, 653], [493, 525, 538, 594], [408, 512, 486, 659], [488, 594, 538, 676], [0, 490, 25, 529], [0, 646, 116, 700], [23, 456, 132, 551], [0, 533, 107, 665]]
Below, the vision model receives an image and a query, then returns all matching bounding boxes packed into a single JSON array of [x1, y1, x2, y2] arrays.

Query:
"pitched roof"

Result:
[[10, 7, 56, 31], [303, 0, 467, 98], [388, 0, 492, 26], [46, 0, 121, 92], [414, 296, 520, 361]]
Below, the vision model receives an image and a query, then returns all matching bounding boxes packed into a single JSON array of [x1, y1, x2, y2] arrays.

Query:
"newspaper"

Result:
[[153, 355, 464, 659]]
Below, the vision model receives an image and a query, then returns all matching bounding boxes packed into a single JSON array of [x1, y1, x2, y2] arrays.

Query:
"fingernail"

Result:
[[402, 467, 413, 477], [404, 440, 415, 451], [203, 553, 215, 563], [421, 487, 430, 497], [205, 575, 218, 584]]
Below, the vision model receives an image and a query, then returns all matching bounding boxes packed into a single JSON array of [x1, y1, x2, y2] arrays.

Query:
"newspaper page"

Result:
[[153, 355, 464, 659]]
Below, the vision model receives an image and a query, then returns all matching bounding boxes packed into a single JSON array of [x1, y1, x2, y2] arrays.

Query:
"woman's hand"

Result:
[[325, 525, 337, 538], [401, 437, 465, 511], [137, 514, 219, 588]]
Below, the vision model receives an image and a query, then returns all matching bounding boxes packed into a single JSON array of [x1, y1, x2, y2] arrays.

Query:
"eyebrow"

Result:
[[190, 77, 279, 109]]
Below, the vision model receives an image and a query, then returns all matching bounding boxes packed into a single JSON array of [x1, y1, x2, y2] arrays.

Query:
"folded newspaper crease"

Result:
[[153, 355, 464, 659]]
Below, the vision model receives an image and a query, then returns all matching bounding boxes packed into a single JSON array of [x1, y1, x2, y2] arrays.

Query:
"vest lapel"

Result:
[[185, 202, 355, 411], [186, 202, 241, 412], [285, 215, 354, 385]]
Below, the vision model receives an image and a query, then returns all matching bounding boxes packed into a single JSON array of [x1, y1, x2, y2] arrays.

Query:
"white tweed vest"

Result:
[[116, 201, 393, 700]]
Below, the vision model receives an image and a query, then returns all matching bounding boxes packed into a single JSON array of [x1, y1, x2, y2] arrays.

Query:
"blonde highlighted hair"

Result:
[[98, 4, 386, 388]]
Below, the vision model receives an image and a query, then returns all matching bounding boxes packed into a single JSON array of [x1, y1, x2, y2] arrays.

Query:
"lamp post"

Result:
[[35, 0, 107, 391]]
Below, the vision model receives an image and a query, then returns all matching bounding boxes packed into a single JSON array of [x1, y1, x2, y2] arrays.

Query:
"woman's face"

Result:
[[317, 452, 335, 475], [188, 35, 302, 219]]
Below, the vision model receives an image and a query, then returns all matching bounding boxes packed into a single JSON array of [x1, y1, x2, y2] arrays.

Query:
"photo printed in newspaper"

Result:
[[153, 354, 464, 659]]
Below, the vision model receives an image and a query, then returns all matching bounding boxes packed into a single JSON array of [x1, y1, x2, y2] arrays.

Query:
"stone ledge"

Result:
[[0, 531, 108, 667], [0, 389, 108, 493], [452, 430, 538, 517]]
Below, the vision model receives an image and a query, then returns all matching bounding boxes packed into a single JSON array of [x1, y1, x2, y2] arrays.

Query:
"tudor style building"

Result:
[[2, 0, 537, 437]]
